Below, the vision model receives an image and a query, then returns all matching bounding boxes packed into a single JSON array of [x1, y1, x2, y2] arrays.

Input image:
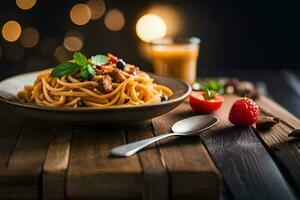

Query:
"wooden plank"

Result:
[[126, 123, 169, 200], [256, 96, 300, 194], [0, 104, 25, 167], [257, 96, 300, 128], [43, 128, 72, 200], [67, 128, 143, 200], [152, 101, 220, 200], [201, 95, 296, 200], [0, 185, 37, 200], [0, 119, 53, 200]]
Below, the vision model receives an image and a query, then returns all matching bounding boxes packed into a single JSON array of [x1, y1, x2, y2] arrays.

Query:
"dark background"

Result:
[[1, 0, 300, 80]]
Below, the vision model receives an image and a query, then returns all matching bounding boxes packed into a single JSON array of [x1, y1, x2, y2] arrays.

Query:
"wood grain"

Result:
[[201, 95, 296, 200], [152, 101, 220, 200], [257, 96, 300, 129], [126, 123, 169, 200], [256, 96, 300, 194], [43, 127, 72, 200], [0, 119, 53, 199], [0, 104, 24, 168], [67, 128, 143, 199]]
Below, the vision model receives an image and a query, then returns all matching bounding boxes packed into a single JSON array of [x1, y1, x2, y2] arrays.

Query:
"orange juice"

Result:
[[151, 37, 200, 84]]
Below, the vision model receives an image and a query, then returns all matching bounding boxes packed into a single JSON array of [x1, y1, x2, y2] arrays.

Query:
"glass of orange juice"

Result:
[[150, 37, 200, 84]]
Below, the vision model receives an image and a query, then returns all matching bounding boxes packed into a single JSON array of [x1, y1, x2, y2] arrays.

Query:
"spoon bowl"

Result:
[[172, 115, 219, 135], [110, 115, 219, 157]]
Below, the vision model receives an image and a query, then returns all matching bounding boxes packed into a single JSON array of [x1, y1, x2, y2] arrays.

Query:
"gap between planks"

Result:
[[200, 95, 296, 200], [255, 96, 300, 195]]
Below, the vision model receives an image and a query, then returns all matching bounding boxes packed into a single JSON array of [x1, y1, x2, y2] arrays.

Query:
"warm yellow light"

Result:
[[136, 14, 167, 42], [104, 9, 125, 31], [16, 0, 37, 10], [86, 0, 106, 20], [64, 37, 83, 51], [147, 5, 182, 36], [64, 30, 84, 52], [70, 4, 91, 26], [20, 26, 39, 48], [2, 20, 22, 42]]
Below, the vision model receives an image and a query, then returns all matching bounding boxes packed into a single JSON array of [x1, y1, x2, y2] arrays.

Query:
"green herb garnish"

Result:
[[50, 52, 106, 80], [80, 64, 96, 80], [193, 79, 225, 95], [50, 62, 81, 77], [91, 55, 109, 66], [73, 52, 88, 66], [204, 89, 216, 99]]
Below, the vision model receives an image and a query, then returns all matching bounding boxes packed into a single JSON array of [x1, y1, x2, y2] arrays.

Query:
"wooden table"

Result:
[[0, 95, 300, 200]]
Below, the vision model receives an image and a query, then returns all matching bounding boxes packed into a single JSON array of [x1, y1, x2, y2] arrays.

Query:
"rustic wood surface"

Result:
[[200, 95, 296, 200], [152, 102, 219, 200], [256, 96, 300, 195], [0, 93, 300, 199], [43, 128, 72, 200], [126, 123, 169, 200]]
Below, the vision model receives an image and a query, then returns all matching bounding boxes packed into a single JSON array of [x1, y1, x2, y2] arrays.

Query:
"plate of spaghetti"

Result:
[[0, 52, 191, 125]]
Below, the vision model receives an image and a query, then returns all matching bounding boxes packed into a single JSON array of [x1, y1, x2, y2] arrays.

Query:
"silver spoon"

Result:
[[110, 115, 219, 157]]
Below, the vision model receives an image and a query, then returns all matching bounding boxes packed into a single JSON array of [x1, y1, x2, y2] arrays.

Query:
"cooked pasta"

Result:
[[17, 53, 173, 108]]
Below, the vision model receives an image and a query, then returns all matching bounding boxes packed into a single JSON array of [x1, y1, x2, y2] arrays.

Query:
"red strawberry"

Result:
[[229, 98, 259, 127]]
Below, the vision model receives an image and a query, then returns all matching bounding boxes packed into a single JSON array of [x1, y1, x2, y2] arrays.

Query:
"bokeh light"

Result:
[[147, 5, 183, 36], [104, 9, 125, 31], [20, 27, 40, 48], [87, 0, 106, 20], [64, 30, 84, 52], [70, 4, 91, 26], [40, 37, 59, 57], [54, 45, 72, 63], [2, 20, 22, 42], [136, 14, 167, 42], [15, 0, 37, 10], [5, 43, 24, 61]]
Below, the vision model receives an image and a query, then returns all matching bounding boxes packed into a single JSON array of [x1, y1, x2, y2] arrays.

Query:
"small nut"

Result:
[[288, 129, 300, 138], [225, 85, 235, 94], [256, 117, 279, 131]]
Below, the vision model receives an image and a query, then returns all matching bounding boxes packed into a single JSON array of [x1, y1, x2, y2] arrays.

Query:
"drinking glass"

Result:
[[150, 37, 200, 84]]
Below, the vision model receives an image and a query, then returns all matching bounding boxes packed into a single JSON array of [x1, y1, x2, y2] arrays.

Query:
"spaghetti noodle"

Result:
[[17, 53, 173, 108]]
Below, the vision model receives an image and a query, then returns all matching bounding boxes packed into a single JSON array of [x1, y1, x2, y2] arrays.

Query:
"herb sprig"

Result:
[[204, 89, 216, 99], [192, 79, 225, 95], [50, 52, 109, 80]]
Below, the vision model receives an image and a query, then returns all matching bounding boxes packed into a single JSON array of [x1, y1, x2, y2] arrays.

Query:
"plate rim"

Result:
[[0, 71, 192, 112]]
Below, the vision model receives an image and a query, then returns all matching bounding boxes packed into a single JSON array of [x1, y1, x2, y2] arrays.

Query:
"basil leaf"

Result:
[[79, 68, 91, 80], [74, 52, 88, 67], [91, 55, 109, 66], [80, 65, 95, 80], [86, 64, 96, 77], [50, 62, 81, 77]]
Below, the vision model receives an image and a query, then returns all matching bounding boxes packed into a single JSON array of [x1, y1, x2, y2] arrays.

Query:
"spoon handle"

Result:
[[110, 133, 180, 157]]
